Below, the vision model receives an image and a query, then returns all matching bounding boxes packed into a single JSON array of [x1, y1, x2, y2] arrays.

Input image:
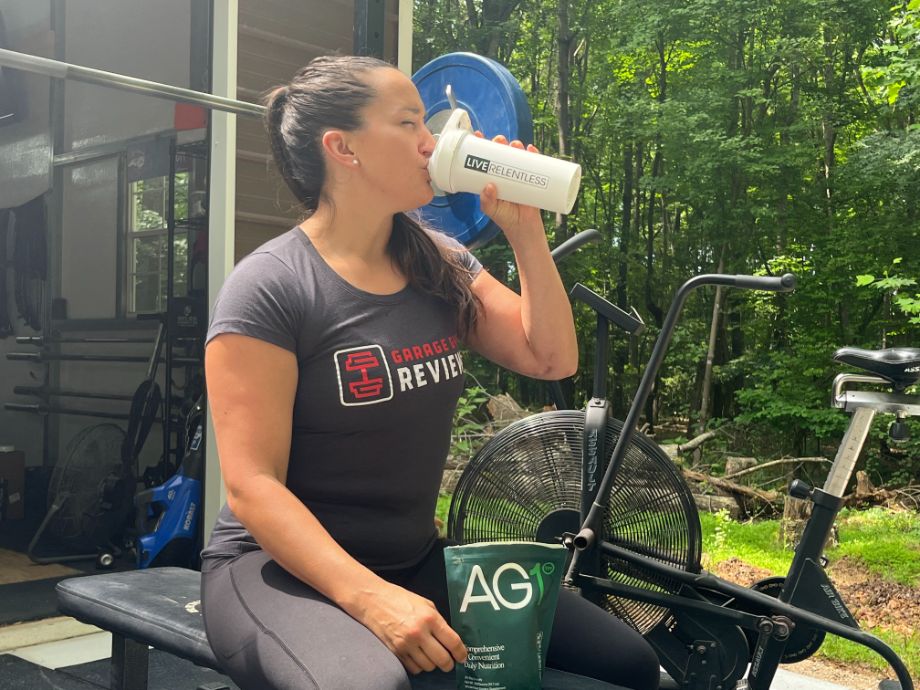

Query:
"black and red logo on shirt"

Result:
[[334, 345, 394, 406]]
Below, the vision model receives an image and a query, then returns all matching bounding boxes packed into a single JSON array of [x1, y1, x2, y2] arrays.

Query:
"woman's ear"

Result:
[[321, 130, 358, 169]]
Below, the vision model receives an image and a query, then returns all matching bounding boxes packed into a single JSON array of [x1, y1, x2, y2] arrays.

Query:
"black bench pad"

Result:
[[56, 567, 219, 672], [56, 567, 632, 689]]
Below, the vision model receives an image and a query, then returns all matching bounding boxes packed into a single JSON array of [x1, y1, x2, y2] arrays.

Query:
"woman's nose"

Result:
[[420, 127, 436, 158]]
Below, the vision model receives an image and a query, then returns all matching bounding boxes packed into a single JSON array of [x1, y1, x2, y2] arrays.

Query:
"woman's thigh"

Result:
[[201, 550, 411, 690], [547, 589, 661, 690]]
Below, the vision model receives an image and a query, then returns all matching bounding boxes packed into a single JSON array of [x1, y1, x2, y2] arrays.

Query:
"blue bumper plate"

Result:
[[412, 52, 533, 248]]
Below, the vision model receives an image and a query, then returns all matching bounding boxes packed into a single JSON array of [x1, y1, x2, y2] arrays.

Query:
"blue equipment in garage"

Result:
[[135, 396, 204, 569]]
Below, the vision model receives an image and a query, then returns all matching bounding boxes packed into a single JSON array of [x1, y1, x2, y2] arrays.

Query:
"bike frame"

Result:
[[562, 273, 915, 690]]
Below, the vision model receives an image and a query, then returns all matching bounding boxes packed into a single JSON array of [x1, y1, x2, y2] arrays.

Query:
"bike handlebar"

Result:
[[550, 229, 601, 264], [569, 270, 799, 566], [727, 273, 796, 292], [686, 273, 797, 292]]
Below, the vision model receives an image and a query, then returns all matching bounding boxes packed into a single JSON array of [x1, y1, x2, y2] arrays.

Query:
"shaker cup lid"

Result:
[[412, 52, 534, 248]]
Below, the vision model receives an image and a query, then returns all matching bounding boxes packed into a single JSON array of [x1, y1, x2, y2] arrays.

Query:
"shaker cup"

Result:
[[428, 109, 582, 215]]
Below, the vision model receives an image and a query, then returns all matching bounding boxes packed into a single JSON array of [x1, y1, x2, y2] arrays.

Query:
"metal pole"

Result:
[[6, 352, 198, 365], [354, 0, 386, 58], [203, 0, 238, 545], [14, 386, 135, 402], [4, 402, 164, 423], [0, 47, 263, 118], [398, 0, 414, 74], [165, 139, 177, 471]]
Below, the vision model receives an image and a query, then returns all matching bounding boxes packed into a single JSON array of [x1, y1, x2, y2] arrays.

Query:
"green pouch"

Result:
[[445, 541, 568, 690]]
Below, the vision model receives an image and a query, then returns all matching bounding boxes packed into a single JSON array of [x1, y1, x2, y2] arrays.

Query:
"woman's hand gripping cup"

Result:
[[473, 132, 546, 246]]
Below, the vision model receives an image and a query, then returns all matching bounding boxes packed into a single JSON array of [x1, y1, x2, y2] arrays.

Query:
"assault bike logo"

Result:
[[459, 561, 556, 612]]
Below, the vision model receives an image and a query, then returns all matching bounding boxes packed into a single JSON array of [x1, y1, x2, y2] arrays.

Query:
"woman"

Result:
[[201, 55, 660, 690]]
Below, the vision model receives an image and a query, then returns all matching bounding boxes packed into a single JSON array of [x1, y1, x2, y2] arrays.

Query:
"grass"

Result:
[[700, 506, 920, 584], [833, 507, 920, 587], [700, 506, 920, 678]]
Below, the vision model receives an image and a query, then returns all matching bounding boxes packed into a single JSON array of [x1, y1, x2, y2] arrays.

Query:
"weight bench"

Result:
[[56, 567, 633, 690]]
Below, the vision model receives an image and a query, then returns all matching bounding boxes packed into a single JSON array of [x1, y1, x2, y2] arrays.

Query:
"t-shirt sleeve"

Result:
[[433, 231, 483, 279], [206, 252, 303, 354]]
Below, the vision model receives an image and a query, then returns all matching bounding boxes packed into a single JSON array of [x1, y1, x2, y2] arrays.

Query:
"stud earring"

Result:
[[352, 159, 359, 165]]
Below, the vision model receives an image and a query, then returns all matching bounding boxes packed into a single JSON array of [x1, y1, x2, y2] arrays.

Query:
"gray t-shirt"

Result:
[[202, 226, 482, 570]]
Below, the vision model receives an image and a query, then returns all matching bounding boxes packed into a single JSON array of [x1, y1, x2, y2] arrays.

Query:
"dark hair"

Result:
[[264, 55, 481, 338]]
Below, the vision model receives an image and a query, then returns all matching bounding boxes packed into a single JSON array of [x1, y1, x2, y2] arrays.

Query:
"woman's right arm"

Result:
[[205, 333, 466, 674]]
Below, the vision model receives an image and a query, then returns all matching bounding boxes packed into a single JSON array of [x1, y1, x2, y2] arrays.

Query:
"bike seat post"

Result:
[[793, 375, 883, 560], [825, 372, 906, 498], [824, 405, 876, 498]]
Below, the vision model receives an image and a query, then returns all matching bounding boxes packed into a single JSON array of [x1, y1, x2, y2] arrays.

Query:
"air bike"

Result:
[[448, 243, 917, 690]]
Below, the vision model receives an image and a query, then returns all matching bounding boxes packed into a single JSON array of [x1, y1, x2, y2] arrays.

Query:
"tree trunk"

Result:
[[618, 143, 633, 311], [554, 0, 572, 240], [478, 1, 523, 59], [616, 143, 634, 414], [821, 24, 836, 231], [697, 250, 726, 434]]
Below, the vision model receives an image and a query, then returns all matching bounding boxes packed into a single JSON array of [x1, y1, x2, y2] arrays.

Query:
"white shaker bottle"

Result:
[[428, 109, 582, 214]]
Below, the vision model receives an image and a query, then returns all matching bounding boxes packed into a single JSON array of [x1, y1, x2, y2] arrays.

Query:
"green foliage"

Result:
[[415, 0, 920, 481], [857, 256, 920, 326], [862, 0, 920, 106], [863, 416, 920, 486], [450, 384, 491, 460], [436, 493, 452, 528]]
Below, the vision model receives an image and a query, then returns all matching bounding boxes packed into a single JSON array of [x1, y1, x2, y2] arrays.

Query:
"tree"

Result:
[[414, 0, 920, 480]]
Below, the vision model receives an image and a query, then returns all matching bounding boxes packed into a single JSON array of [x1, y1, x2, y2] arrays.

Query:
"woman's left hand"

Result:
[[476, 134, 544, 240]]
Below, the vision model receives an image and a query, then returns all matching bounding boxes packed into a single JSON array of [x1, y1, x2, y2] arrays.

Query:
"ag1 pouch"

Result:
[[445, 541, 568, 690]]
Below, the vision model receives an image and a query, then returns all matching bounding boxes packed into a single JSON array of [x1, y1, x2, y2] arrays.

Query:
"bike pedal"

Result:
[[878, 681, 901, 690]]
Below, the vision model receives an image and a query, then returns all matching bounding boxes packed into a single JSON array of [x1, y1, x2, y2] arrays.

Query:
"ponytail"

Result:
[[263, 85, 319, 212]]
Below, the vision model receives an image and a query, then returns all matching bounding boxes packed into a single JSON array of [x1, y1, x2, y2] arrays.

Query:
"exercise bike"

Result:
[[448, 268, 918, 689]]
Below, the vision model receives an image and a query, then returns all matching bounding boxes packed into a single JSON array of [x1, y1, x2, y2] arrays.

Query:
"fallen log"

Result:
[[722, 456, 830, 481], [677, 430, 720, 454], [681, 468, 780, 505], [842, 487, 900, 507], [486, 392, 529, 423]]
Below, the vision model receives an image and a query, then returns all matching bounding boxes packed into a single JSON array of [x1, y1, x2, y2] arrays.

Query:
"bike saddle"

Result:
[[834, 347, 920, 389]]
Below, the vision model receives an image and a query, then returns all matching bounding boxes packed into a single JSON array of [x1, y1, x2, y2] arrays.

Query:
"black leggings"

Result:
[[201, 541, 660, 690]]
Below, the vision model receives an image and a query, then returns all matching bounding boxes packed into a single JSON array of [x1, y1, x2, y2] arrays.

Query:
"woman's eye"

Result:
[[402, 121, 417, 127]]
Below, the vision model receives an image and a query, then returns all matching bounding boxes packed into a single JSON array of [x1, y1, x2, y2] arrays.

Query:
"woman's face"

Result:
[[347, 67, 437, 212]]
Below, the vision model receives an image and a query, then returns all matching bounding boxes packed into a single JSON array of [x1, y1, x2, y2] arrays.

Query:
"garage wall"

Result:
[[59, 0, 192, 318], [62, 0, 191, 153], [233, 0, 400, 260], [1, 0, 196, 476], [0, 1, 52, 466], [1, 0, 403, 482]]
